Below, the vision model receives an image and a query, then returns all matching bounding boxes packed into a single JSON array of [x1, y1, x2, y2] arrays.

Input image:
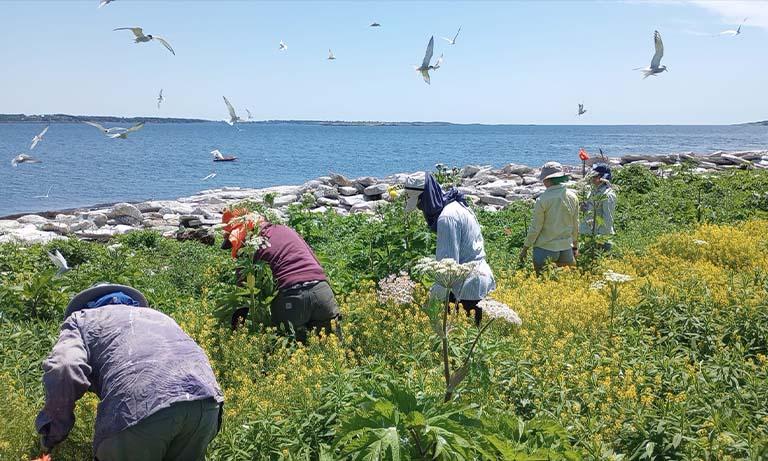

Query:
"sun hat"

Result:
[[590, 163, 612, 181], [403, 172, 426, 212], [65, 283, 149, 318], [538, 161, 569, 181]]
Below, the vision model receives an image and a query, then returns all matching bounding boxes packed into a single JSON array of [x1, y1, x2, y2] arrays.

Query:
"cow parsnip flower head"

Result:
[[590, 280, 607, 291], [414, 257, 478, 288], [377, 272, 416, 305], [477, 298, 522, 326], [603, 270, 634, 284]]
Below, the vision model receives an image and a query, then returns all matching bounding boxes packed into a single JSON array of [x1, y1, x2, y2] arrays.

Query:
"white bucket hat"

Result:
[[403, 172, 426, 212], [538, 162, 569, 181]]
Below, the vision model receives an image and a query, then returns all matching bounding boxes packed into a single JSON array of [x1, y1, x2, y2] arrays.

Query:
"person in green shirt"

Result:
[[519, 162, 580, 274]]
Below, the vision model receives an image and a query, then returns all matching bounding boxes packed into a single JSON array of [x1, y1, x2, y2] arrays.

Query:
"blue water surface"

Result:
[[1, 122, 766, 216]]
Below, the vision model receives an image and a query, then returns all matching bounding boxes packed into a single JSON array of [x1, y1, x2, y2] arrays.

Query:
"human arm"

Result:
[[523, 198, 545, 249], [602, 191, 617, 233], [35, 316, 92, 451]]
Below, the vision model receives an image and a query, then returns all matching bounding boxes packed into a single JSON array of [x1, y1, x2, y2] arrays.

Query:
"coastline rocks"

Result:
[[363, 184, 389, 196], [0, 224, 65, 244], [17, 214, 49, 226], [339, 195, 365, 208], [339, 186, 358, 196], [108, 203, 143, 227]]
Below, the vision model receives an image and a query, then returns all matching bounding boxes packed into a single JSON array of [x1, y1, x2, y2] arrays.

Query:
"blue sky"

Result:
[[1, 0, 766, 124]]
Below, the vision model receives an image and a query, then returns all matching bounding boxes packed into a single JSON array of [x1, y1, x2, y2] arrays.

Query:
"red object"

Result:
[[222, 207, 256, 259], [578, 148, 590, 161]]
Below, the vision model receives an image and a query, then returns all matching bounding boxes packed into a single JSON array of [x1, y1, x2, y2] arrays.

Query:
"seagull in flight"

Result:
[[109, 122, 145, 139], [30, 126, 49, 150], [246, 108, 253, 120], [114, 27, 175, 55], [223, 96, 241, 125], [442, 26, 462, 45], [415, 36, 443, 85], [577, 103, 587, 116], [11, 154, 42, 167], [370, 22, 381, 27], [98, 0, 115, 7], [719, 18, 748, 36], [202, 172, 217, 181], [157, 89, 164, 109], [279, 40, 288, 51], [83, 121, 128, 135], [634, 30, 668, 79], [328, 49, 336, 60], [35, 185, 53, 199], [48, 250, 71, 276]]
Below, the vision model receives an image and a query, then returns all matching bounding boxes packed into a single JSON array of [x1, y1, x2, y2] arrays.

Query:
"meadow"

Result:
[[1, 165, 767, 460]]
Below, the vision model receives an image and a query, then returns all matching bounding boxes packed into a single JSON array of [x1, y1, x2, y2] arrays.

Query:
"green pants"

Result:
[[271, 281, 341, 342], [95, 398, 221, 461]]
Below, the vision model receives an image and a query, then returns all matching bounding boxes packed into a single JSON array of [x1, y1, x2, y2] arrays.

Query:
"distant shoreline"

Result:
[[2, 114, 766, 126]]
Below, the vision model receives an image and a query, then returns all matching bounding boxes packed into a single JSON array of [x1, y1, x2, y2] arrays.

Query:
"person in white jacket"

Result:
[[404, 172, 496, 325]]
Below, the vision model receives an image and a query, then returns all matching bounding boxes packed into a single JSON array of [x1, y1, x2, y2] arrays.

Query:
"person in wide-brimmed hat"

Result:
[[579, 163, 617, 252], [404, 172, 496, 325], [519, 162, 580, 273], [35, 283, 223, 461]]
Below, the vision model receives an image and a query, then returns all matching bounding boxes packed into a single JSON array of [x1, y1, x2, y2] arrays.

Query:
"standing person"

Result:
[[519, 162, 580, 274], [403, 172, 496, 325], [222, 210, 341, 342], [579, 163, 617, 252], [36, 283, 224, 461]]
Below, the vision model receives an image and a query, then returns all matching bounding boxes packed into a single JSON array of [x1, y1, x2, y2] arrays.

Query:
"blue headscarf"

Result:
[[418, 173, 468, 232], [85, 291, 140, 309]]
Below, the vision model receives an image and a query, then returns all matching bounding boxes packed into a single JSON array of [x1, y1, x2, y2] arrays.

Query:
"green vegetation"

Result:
[[1, 169, 767, 460]]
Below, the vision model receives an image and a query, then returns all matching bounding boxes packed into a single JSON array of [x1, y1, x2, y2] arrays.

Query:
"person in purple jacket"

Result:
[[35, 283, 224, 461], [224, 216, 342, 342]]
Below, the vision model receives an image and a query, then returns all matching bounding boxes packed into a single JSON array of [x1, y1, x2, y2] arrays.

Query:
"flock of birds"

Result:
[[8, 0, 754, 184]]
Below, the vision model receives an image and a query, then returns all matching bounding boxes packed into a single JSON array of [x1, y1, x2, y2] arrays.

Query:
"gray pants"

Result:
[[532, 247, 576, 273], [95, 398, 221, 461], [271, 281, 341, 342]]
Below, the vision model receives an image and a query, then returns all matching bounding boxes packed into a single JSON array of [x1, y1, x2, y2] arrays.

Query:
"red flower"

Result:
[[222, 207, 256, 259]]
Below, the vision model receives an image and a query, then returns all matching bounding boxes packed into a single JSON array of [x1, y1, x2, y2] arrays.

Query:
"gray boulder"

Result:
[[501, 163, 533, 175], [273, 195, 298, 207], [339, 186, 358, 196], [522, 176, 540, 186], [364, 184, 389, 196], [355, 176, 377, 187], [17, 214, 48, 226], [108, 203, 143, 224], [339, 195, 365, 208]]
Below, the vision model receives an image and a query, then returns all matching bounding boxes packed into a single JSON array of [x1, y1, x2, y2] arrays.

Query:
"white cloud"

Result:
[[689, 1, 768, 29]]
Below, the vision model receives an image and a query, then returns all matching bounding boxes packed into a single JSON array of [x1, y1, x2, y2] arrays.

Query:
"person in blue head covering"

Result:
[[579, 163, 617, 252], [404, 172, 496, 325], [35, 283, 224, 460]]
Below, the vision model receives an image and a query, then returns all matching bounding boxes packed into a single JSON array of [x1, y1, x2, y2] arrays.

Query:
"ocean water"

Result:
[[1, 122, 766, 216]]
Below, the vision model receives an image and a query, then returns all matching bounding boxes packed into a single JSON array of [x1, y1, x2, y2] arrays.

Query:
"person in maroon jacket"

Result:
[[224, 215, 341, 342]]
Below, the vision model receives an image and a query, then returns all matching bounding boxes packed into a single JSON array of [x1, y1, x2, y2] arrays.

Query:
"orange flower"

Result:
[[222, 207, 256, 259]]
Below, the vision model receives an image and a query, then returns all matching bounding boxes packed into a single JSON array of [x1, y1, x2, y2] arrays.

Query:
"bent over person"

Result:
[[519, 162, 580, 274], [223, 211, 341, 342], [404, 172, 496, 325], [36, 283, 224, 461]]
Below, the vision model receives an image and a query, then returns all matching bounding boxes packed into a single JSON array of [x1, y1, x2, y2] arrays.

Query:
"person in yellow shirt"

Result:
[[519, 162, 580, 273]]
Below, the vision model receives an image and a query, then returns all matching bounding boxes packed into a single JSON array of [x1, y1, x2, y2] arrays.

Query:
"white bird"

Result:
[[246, 108, 253, 120], [202, 172, 217, 181], [211, 149, 226, 160], [83, 121, 128, 135], [223, 96, 241, 125], [578, 103, 587, 116], [328, 49, 336, 60], [441, 26, 462, 45], [114, 27, 175, 55], [34, 185, 53, 199], [11, 154, 41, 167], [109, 122, 145, 139], [414, 36, 443, 85], [47, 250, 71, 276], [30, 126, 49, 150], [98, 0, 114, 7], [279, 40, 288, 51], [370, 22, 381, 27], [157, 89, 164, 109], [719, 18, 748, 36], [634, 30, 668, 79]]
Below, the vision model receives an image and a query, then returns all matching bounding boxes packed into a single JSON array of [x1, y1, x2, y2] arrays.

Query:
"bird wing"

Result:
[[453, 26, 462, 42], [650, 30, 664, 69], [114, 27, 144, 39], [48, 250, 69, 271], [441, 37, 453, 43], [246, 109, 253, 119], [30, 138, 39, 150], [154, 36, 175, 55], [328, 49, 333, 58], [98, 0, 111, 8], [421, 69, 431, 85], [223, 96, 237, 119], [211, 149, 222, 158], [83, 121, 108, 132], [422, 36, 434, 69], [125, 122, 145, 133], [159, 89, 163, 98], [39, 126, 49, 138], [433, 54, 444, 69], [202, 173, 217, 181]]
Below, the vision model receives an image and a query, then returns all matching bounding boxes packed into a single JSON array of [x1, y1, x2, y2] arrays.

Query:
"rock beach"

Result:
[[1, 150, 765, 245]]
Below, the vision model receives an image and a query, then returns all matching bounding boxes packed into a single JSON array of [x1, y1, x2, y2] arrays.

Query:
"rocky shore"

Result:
[[1, 150, 766, 245]]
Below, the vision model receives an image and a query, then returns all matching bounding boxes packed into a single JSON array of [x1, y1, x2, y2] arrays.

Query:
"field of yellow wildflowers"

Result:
[[1, 167, 767, 460]]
